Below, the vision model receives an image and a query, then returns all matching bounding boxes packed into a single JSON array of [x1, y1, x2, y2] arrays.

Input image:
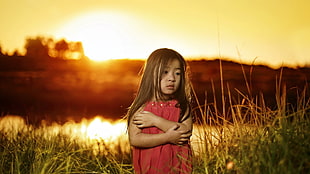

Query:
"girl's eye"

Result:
[[164, 70, 169, 74], [175, 72, 181, 76]]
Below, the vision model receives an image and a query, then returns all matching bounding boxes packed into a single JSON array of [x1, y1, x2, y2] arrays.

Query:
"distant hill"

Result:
[[0, 55, 309, 124]]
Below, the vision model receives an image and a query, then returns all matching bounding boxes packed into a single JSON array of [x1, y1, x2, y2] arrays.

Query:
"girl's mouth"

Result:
[[167, 85, 174, 89]]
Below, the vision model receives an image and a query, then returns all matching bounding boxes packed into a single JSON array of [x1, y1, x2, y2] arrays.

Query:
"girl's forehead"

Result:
[[165, 59, 181, 68]]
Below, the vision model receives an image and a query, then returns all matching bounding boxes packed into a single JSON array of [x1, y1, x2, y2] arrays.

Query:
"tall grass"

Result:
[[0, 118, 132, 174], [191, 64, 310, 173]]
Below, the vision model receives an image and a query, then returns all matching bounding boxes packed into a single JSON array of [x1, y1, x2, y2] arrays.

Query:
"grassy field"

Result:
[[0, 116, 132, 174], [1, 79, 309, 174], [191, 90, 310, 174]]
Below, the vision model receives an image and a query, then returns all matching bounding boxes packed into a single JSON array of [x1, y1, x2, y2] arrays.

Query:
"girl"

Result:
[[127, 48, 193, 174]]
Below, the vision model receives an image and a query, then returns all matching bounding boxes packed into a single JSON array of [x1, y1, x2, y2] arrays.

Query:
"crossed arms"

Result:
[[128, 108, 192, 148]]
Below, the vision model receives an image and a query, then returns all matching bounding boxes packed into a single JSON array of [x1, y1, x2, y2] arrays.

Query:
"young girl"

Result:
[[127, 48, 193, 174]]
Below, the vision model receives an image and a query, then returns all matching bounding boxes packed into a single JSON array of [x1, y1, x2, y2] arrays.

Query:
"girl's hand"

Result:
[[133, 111, 159, 128], [175, 123, 191, 134], [166, 124, 192, 145]]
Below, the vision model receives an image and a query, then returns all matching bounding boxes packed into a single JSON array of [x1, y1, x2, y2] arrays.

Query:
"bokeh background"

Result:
[[0, 0, 309, 124]]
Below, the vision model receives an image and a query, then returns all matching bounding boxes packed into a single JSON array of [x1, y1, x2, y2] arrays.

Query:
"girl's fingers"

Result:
[[133, 120, 142, 124], [133, 118, 142, 125], [180, 132, 192, 138], [133, 115, 142, 121], [178, 137, 190, 144], [177, 139, 189, 145], [134, 113, 143, 119]]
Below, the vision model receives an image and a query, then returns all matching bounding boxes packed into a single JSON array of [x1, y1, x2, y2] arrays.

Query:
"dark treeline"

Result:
[[0, 36, 309, 124], [0, 36, 87, 60], [189, 60, 310, 123]]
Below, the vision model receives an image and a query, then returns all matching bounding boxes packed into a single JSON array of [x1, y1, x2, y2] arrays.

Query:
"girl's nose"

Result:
[[168, 72, 176, 82]]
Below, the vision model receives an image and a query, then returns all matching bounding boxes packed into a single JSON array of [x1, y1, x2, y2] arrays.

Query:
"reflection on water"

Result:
[[0, 115, 219, 156], [0, 115, 129, 155], [0, 115, 126, 140]]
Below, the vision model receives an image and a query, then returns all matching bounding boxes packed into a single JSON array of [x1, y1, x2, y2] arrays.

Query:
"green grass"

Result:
[[191, 104, 310, 174], [0, 119, 132, 174], [191, 66, 310, 173]]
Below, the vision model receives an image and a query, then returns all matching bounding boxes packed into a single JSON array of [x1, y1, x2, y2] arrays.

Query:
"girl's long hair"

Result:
[[126, 48, 192, 127]]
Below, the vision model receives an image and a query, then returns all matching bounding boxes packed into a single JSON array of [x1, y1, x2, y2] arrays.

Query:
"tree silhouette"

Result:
[[54, 39, 69, 59], [68, 41, 86, 60], [0, 45, 3, 57], [23, 36, 86, 60], [24, 36, 50, 59], [54, 39, 85, 59], [12, 50, 20, 56]]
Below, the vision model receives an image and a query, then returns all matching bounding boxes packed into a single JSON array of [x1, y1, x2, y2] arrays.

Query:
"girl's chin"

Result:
[[162, 90, 175, 95]]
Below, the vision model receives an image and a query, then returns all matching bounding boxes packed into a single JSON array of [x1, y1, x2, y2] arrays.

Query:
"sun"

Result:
[[56, 12, 131, 61]]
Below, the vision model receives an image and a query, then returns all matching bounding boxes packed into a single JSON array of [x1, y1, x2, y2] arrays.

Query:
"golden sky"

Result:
[[0, 0, 309, 67]]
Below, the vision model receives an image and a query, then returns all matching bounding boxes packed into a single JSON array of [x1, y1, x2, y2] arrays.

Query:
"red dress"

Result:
[[133, 100, 192, 174]]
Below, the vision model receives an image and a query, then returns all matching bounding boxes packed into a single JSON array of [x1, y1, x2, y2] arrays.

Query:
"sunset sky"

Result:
[[0, 0, 309, 67]]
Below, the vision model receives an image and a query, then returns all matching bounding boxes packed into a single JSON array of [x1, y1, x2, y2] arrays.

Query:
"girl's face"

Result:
[[160, 59, 181, 97]]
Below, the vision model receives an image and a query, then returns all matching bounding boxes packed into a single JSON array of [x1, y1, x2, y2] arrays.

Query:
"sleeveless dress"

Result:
[[132, 100, 192, 174]]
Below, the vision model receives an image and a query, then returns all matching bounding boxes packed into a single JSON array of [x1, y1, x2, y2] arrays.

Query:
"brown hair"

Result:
[[126, 48, 192, 126]]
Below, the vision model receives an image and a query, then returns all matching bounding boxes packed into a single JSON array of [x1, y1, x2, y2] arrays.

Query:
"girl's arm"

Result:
[[128, 112, 191, 148], [133, 108, 192, 133]]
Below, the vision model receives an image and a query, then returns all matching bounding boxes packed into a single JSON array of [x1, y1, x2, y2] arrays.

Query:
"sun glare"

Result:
[[82, 117, 126, 141], [56, 12, 132, 61]]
